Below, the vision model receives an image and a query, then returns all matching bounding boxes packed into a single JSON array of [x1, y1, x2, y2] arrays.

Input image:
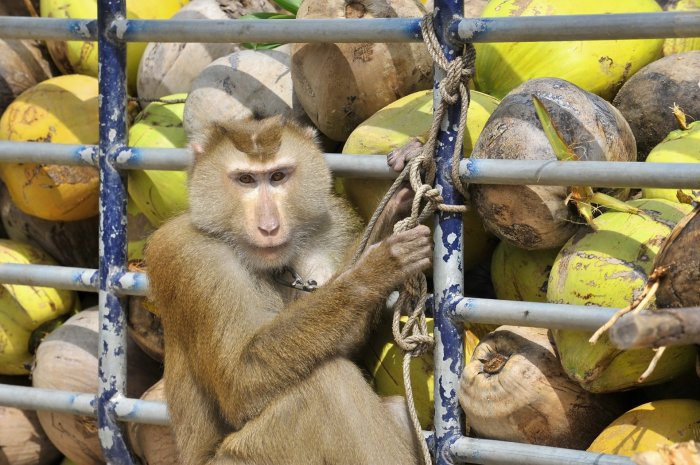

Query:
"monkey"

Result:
[[144, 115, 432, 465]]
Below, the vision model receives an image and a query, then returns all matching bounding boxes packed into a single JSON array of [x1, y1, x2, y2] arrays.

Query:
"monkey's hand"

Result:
[[361, 225, 432, 292], [387, 137, 424, 173]]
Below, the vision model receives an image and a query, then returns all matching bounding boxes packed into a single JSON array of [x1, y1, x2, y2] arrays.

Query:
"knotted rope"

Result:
[[352, 13, 476, 465]]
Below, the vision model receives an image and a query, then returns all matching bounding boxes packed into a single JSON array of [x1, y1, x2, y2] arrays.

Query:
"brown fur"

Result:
[[145, 116, 430, 465]]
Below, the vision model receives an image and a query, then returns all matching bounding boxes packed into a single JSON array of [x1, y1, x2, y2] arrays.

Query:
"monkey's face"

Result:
[[188, 117, 332, 271]]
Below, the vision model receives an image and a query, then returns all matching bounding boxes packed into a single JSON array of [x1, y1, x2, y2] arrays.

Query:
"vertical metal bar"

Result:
[[431, 0, 466, 464], [97, 0, 135, 464]]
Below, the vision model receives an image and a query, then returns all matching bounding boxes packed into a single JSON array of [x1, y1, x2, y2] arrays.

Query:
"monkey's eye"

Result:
[[238, 174, 255, 184], [270, 171, 286, 183]]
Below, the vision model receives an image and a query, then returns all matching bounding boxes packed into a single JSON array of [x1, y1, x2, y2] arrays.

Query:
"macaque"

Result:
[[144, 115, 432, 465]]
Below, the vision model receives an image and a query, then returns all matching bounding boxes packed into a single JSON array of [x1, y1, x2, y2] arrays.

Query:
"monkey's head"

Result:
[[187, 115, 333, 271]]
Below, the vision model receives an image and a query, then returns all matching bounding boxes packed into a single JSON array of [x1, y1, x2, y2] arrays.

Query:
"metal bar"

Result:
[[2, 140, 700, 188], [0, 264, 97, 292], [1, 12, 697, 43], [453, 11, 700, 43], [461, 159, 700, 189], [450, 297, 619, 331], [450, 437, 633, 465], [0, 385, 169, 425], [0, 17, 97, 41], [432, 0, 466, 463], [97, 0, 135, 463]]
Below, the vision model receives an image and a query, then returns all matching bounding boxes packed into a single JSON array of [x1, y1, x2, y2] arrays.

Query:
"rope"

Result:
[[352, 13, 476, 465]]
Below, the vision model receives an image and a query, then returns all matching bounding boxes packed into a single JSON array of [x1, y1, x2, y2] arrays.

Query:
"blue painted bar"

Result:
[[0, 264, 97, 292], [1, 12, 698, 43], [97, 0, 135, 464], [431, 1, 467, 464]]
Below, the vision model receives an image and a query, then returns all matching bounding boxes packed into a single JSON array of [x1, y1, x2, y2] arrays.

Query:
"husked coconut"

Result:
[[459, 325, 622, 449], [0, 39, 54, 114], [291, 0, 433, 141], [184, 45, 308, 137], [613, 51, 700, 160], [470, 78, 636, 250], [32, 309, 162, 465], [127, 379, 180, 465], [128, 297, 165, 362], [137, 0, 278, 101]]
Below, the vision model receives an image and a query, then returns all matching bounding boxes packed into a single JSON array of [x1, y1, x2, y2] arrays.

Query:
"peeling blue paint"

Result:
[[68, 19, 98, 40]]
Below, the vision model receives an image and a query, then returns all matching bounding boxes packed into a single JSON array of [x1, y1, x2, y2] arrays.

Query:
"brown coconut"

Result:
[[469, 77, 636, 250], [0, 184, 98, 268], [136, 0, 278, 101], [654, 206, 700, 308], [459, 325, 622, 449], [0, 374, 61, 465], [31, 308, 162, 465], [291, 0, 433, 142], [127, 379, 180, 465], [127, 297, 165, 362], [0, 39, 54, 114], [613, 51, 700, 160], [184, 45, 307, 135]]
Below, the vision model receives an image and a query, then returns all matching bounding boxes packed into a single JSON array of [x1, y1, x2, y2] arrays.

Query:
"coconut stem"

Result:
[[482, 353, 509, 374], [672, 103, 689, 131], [638, 346, 667, 383]]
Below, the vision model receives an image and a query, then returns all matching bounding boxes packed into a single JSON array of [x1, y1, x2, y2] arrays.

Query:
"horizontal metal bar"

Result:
[[0, 264, 148, 296], [0, 17, 97, 41], [0, 13, 697, 43], [0, 384, 169, 425], [451, 297, 618, 332], [0, 264, 98, 292], [454, 11, 700, 43], [461, 159, 700, 189], [450, 437, 633, 465], [3, 141, 700, 188]]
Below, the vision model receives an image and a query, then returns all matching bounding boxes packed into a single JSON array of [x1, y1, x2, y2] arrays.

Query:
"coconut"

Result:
[[0, 39, 54, 115], [661, 0, 700, 55], [128, 94, 188, 228], [362, 317, 492, 429], [39, 0, 188, 94], [32, 308, 162, 465], [587, 399, 700, 455], [654, 206, 700, 308], [184, 45, 309, 137], [0, 239, 76, 375], [642, 121, 700, 203], [613, 51, 700, 160], [0, 185, 98, 268], [0, 0, 39, 15], [340, 89, 500, 270], [127, 297, 164, 362], [470, 78, 636, 250], [291, 0, 433, 142], [0, 74, 100, 222], [0, 406, 61, 465], [548, 199, 697, 393], [490, 242, 559, 302], [127, 379, 179, 465], [474, 0, 663, 101], [137, 0, 278, 101], [459, 325, 622, 448]]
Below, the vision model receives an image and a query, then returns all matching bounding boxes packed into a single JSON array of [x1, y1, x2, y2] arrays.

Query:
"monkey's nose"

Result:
[[258, 224, 280, 236]]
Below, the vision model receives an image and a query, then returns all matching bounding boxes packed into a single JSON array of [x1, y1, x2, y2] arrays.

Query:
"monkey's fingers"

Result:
[[387, 138, 424, 173]]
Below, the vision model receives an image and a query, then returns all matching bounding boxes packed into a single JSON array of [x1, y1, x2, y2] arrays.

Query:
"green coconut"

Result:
[[548, 199, 697, 393], [490, 241, 559, 302], [642, 121, 700, 203], [127, 94, 188, 228], [474, 0, 664, 101], [340, 89, 500, 270], [662, 0, 700, 55]]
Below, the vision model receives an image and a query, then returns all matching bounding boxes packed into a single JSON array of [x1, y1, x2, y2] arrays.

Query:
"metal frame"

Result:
[[0, 2, 698, 464]]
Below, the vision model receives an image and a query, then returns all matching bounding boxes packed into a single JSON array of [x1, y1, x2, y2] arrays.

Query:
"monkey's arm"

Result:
[[217, 227, 432, 428]]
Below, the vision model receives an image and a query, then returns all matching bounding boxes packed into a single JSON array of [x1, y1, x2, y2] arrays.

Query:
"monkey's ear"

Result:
[[190, 142, 205, 158], [303, 126, 318, 141]]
